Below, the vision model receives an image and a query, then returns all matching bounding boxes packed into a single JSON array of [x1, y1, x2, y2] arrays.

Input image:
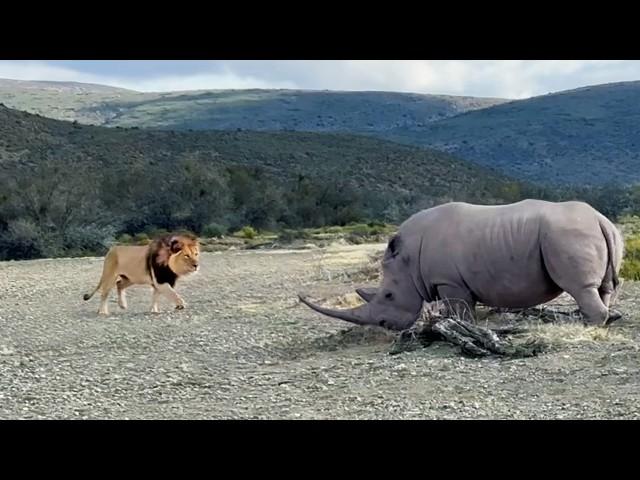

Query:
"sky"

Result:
[[1, 60, 639, 99]]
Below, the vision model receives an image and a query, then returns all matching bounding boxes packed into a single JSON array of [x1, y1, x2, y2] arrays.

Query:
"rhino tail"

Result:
[[599, 218, 621, 292]]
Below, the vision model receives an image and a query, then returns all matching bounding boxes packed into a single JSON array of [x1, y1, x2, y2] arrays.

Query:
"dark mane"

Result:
[[146, 234, 197, 287]]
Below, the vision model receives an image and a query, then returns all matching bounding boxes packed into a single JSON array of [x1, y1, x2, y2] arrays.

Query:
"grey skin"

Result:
[[299, 200, 624, 330]]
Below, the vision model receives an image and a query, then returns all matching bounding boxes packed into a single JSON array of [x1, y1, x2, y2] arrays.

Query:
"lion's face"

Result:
[[167, 236, 201, 276]]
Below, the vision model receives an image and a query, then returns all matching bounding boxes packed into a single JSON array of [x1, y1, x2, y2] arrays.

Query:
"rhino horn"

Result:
[[298, 294, 373, 326]]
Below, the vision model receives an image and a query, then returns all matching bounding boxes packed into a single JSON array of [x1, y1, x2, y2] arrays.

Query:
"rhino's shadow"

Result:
[[308, 326, 397, 352], [272, 326, 398, 361]]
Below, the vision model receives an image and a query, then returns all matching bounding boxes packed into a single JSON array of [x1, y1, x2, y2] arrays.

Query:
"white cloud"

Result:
[[1, 60, 640, 99], [0, 61, 298, 93], [0, 61, 110, 85], [123, 70, 297, 92], [220, 60, 640, 99]]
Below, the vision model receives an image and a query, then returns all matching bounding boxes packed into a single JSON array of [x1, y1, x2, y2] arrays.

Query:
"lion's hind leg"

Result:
[[117, 276, 132, 310], [96, 254, 119, 315]]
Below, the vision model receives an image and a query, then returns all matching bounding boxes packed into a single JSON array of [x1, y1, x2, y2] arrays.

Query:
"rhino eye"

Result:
[[385, 292, 393, 300]]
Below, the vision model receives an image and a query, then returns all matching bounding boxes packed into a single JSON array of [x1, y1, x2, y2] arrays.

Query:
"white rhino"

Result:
[[300, 200, 624, 329]]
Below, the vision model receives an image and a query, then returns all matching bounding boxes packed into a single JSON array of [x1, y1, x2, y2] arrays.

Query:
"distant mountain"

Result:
[[0, 78, 508, 132], [0, 78, 139, 125], [386, 81, 640, 186], [3, 78, 640, 187]]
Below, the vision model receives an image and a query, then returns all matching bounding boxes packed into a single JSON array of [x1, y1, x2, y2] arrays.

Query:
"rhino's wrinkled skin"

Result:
[[299, 200, 624, 330]]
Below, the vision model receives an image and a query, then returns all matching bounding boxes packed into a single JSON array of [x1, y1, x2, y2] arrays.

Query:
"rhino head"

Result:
[[298, 234, 423, 331]]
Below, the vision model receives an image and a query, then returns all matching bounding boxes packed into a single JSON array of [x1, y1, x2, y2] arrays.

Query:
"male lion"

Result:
[[83, 233, 200, 315]]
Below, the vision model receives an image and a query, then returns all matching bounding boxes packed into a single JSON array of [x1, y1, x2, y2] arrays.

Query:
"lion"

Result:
[[83, 233, 200, 315]]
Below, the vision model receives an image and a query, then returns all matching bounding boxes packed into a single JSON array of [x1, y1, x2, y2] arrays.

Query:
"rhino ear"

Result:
[[384, 234, 401, 260], [356, 287, 378, 303]]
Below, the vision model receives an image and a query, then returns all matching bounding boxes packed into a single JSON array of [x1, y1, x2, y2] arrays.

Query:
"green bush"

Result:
[[618, 215, 640, 236], [0, 220, 48, 260], [349, 224, 372, 236], [202, 223, 228, 238], [133, 232, 150, 245], [238, 226, 257, 239], [277, 229, 309, 243], [346, 233, 365, 245], [117, 233, 133, 244], [145, 227, 169, 239], [621, 235, 640, 280], [62, 224, 115, 255], [367, 220, 386, 228]]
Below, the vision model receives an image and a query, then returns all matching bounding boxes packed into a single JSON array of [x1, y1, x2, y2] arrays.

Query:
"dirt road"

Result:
[[1, 243, 639, 419]]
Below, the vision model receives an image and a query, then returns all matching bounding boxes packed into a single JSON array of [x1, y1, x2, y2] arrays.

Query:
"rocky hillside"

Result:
[[390, 81, 640, 186], [0, 78, 507, 132]]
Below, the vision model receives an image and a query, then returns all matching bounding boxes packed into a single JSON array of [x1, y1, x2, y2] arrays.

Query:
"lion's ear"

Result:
[[170, 237, 183, 253]]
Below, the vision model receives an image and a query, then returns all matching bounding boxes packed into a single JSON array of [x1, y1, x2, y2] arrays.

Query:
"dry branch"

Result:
[[389, 304, 546, 357], [430, 317, 544, 357]]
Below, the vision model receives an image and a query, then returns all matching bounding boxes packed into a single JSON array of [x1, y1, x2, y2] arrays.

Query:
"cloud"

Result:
[[0, 61, 298, 93], [1, 60, 640, 99], [122, 69, 297, 92], [213, 60, 640, 99], [0, 61, 110, 85]]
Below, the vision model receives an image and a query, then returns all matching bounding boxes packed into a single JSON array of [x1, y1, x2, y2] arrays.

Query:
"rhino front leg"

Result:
[[436, 285, 477, 322]]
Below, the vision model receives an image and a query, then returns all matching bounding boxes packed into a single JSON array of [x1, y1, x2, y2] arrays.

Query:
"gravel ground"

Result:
[[1, 242, 639, 419]]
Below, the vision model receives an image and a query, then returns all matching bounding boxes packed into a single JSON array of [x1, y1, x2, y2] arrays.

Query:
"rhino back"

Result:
[[406, 200, 569, 308]]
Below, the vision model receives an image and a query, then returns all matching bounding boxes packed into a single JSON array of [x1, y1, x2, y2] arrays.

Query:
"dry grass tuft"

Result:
[[518, 322, 632, 348], [329, 292, 366, 309]]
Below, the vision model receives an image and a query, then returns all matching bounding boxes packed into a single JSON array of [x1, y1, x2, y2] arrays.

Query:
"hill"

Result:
[[0, 103, 516, 201], [4, 78, 640, 187], [0, 104, 526, 260], [0, 79, 139, 125], [386, 81, 640, 186], [0, 78, 508, 131]]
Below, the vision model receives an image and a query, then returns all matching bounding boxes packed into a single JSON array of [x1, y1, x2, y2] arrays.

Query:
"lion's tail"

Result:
[[83, 248, 116, 301], [83, 288, 99, 301]]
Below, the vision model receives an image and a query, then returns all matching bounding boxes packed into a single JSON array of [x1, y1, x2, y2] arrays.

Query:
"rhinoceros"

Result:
[[299, 200, 624, 330]]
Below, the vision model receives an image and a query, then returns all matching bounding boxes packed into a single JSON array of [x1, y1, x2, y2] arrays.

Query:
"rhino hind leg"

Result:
[[540, 234, 616, 326], [598, 288, 623, 325], [571, 287, 610, 326]]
